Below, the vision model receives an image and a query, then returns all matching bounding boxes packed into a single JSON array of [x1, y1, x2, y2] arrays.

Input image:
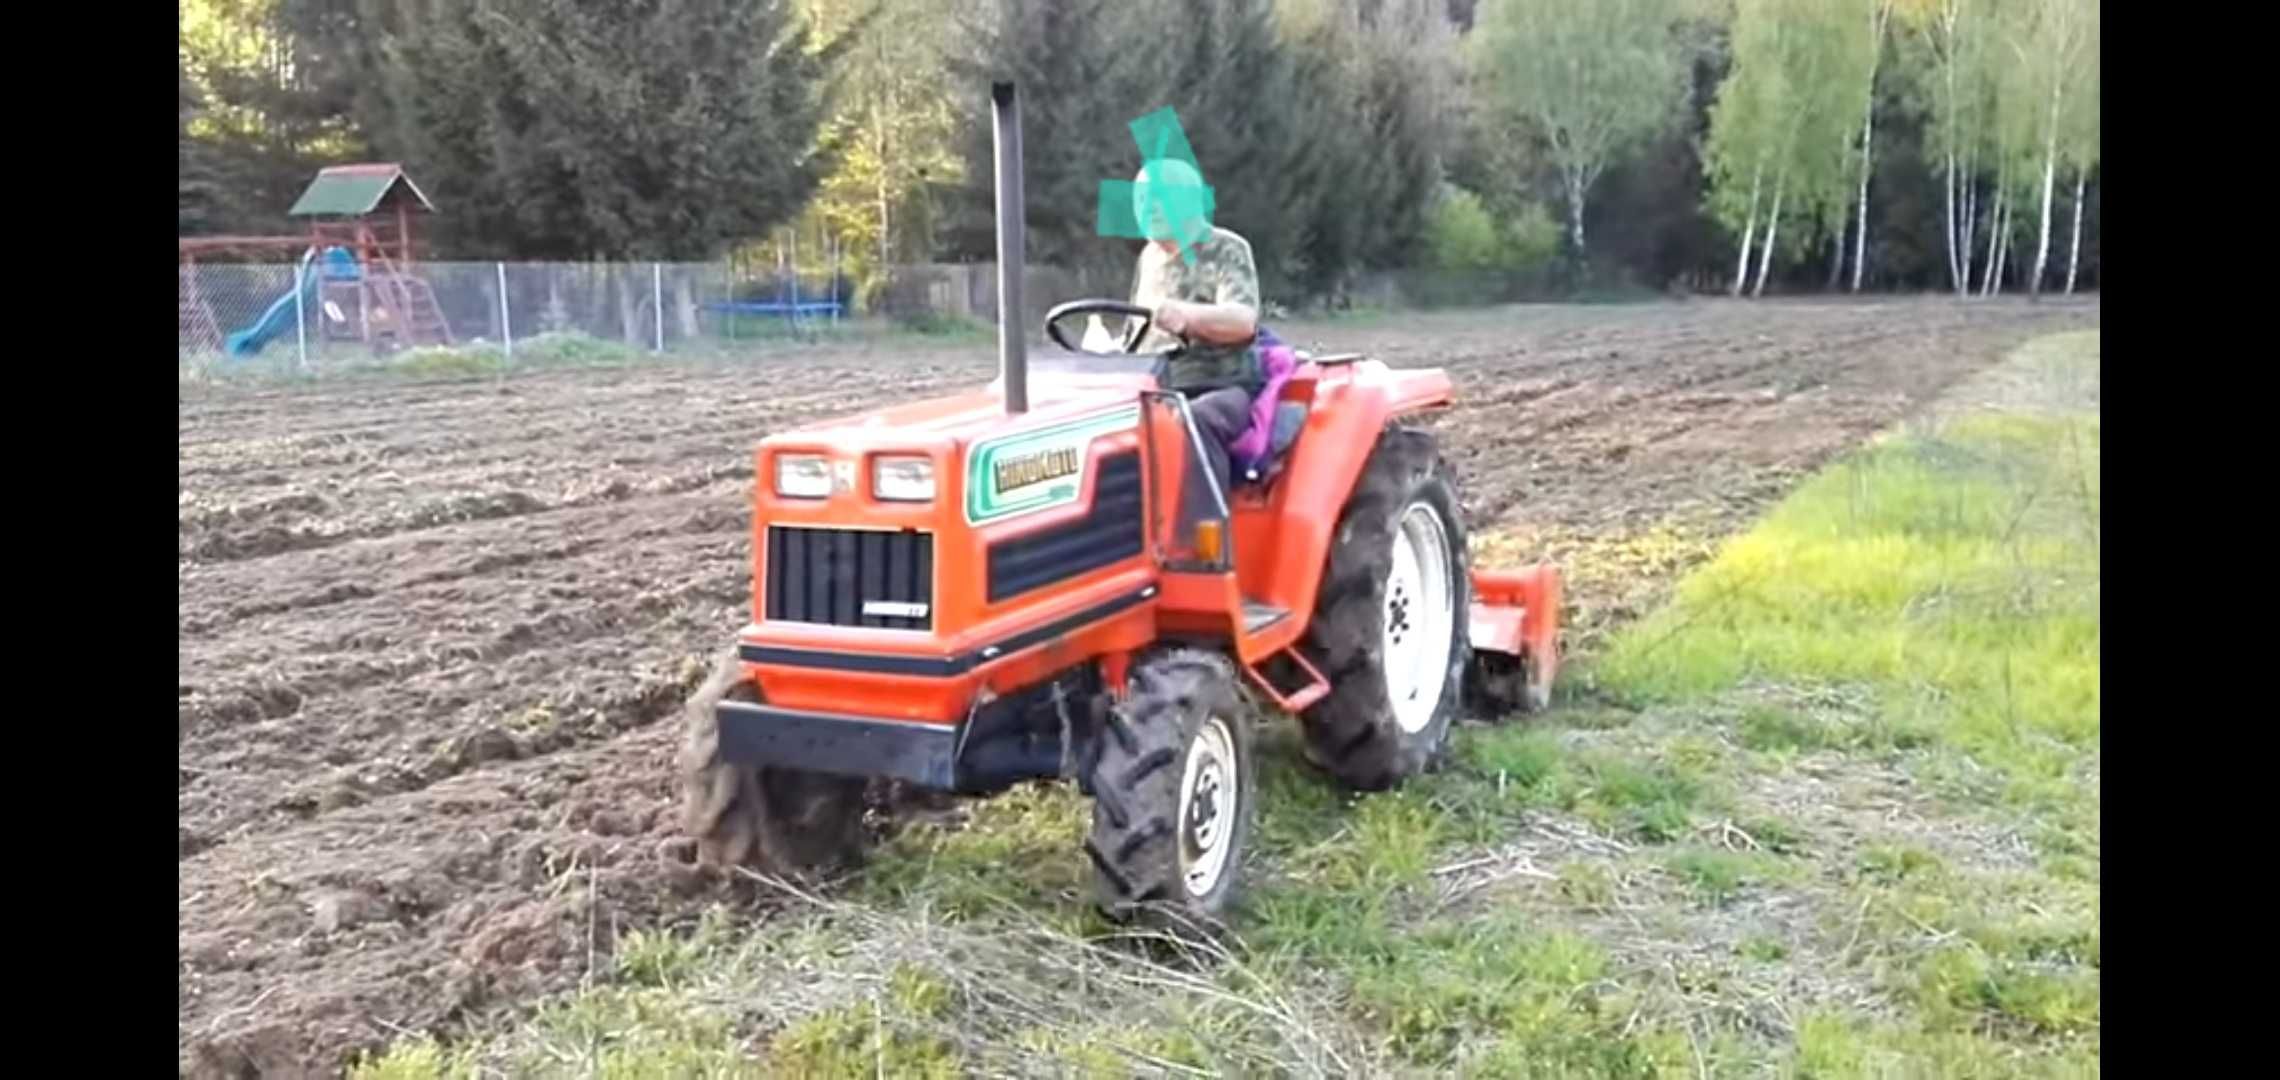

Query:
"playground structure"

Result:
[[178, 164, 453, 359]]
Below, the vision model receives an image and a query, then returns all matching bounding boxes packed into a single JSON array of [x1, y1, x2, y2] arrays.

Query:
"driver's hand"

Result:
[[1153, 299, 1191, 336]]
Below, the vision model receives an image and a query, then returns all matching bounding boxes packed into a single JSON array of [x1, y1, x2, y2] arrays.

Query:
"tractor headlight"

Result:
[[774, 454, 830, 498], [872, 456, 936, 502]]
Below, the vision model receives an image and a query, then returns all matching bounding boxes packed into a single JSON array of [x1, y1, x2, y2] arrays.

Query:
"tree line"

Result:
[[179, 0, 2099, 305]]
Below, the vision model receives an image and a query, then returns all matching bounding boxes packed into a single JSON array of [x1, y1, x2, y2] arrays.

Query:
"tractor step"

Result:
[[1240, 644, 1329, 713], [1240, 598, 1290, 634]]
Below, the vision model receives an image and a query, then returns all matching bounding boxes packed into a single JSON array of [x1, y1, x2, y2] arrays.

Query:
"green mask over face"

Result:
[[1132, 157, 1212, 246]]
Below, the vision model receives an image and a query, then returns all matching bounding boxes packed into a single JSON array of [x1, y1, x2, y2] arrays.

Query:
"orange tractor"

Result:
[[681, 84, 1561, 923]]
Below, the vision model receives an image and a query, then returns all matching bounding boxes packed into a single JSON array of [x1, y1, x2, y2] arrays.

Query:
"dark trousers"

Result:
[[1181, 385, 1253, 527]]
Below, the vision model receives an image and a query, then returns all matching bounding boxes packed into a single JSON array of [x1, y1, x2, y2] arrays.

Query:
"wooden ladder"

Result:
[[363, 244, 453, 348], [366, 271, 454, 348]]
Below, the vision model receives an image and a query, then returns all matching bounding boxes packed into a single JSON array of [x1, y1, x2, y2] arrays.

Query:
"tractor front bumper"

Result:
[[717, 699, 959, 789]]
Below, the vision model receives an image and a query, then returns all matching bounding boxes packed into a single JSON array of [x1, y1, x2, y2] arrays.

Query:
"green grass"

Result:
[[1737, 703, 1837, 753], [1343, 915, 1688, 1074], [1596, 332, 2099, 816], [1663, 846, 1789, 906], [389, 330, 660, 376], [852, 783, 1095, 926], [182, 329, 656, 387], [890, 309, 994, 339], [353, 331, 2098, 1077], [179, 319, 958, 390], [1431, 723, 1722, 845], [1837, 843, 2100, 1042], [1589, 329, 2101, 1065]]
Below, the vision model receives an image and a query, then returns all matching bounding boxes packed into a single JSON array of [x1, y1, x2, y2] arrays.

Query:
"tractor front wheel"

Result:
[[678, 656, 870, 877], [1085, 649, 1257, 925], [1297, 426, 1470, 791]]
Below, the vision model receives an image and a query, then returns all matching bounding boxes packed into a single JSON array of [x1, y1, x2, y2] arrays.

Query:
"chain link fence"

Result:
[[179, 259, 884, 379], [179, 255, 1125, 380], [177, 255, 1551, 381]]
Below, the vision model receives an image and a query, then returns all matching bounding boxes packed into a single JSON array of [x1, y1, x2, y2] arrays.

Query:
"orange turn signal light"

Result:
[[1194, 520, 1225, 563]]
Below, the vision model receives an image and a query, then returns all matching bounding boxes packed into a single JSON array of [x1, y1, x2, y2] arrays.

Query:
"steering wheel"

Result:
[[1043, 299, 1169, 355]]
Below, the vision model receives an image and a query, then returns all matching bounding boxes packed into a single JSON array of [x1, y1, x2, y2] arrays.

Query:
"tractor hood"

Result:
[[750, 369, 1162, 524], [765, 370, 1158, 451]]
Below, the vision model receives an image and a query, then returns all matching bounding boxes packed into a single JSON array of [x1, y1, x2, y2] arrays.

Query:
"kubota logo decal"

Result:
[[993, 446, 1081, 494], [965, 406, 1140, 524]]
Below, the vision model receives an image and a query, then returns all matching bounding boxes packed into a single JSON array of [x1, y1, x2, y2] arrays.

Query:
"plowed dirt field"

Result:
[[178, 295, 2097, 1074]]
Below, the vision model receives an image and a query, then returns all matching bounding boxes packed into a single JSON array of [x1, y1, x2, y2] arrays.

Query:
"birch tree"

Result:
[[804, 0, 963, 293], [1802, 0, 1878, 294], [1706, 0, 1856, 296], [1703, 1, 1782, 295], [1779, 1, 1862, 297], [1981, 0, 2044, 295], [1848, 0, 1895, 290], [2058, 6, 2098, 294], [1909, 0, 1998, 296], [2001, 0, 2092, 296], [1469, 0, 1687, 268]]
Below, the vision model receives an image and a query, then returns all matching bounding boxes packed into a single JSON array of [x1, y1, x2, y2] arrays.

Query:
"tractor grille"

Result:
[[986, 451, 1145, 602], [764, 526, 933, 630]]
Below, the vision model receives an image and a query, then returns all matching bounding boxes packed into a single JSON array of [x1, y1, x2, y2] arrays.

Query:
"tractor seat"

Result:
[[1238, 398, 1308, 487], [1231, 345, 1357, 488]]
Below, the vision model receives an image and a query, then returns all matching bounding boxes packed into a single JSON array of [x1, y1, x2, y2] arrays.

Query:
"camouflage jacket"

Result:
[[1128, 227, 1264, 394]]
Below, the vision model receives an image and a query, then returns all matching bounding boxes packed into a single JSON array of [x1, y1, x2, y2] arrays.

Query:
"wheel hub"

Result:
[[1177, 715, 1239, 898], [1187, 771, 1221, 850], [1384, 501, 1454, 735]]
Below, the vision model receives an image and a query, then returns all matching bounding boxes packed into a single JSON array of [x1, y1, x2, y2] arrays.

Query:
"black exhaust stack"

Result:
[[991, 81, 1027, 415]]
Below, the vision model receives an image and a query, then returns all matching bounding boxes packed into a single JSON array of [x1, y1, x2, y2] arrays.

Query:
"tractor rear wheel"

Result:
[[678, 655, 869, 877], [1085, 649, 1256, 925], [1297, 426, 1470, 791]]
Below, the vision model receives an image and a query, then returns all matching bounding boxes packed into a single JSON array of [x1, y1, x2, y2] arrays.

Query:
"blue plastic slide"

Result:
[[225, 247, 359, 358]]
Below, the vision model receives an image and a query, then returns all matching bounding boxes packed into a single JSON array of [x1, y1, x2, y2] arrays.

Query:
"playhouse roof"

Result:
[[287, 163, 436, 217]]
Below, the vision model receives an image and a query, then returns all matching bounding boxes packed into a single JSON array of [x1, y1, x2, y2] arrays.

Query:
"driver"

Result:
[[1125, 158, 1265, 509]]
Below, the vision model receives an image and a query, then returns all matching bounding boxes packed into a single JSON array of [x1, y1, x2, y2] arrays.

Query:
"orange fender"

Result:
[[1238, 360, 1454, 628]]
